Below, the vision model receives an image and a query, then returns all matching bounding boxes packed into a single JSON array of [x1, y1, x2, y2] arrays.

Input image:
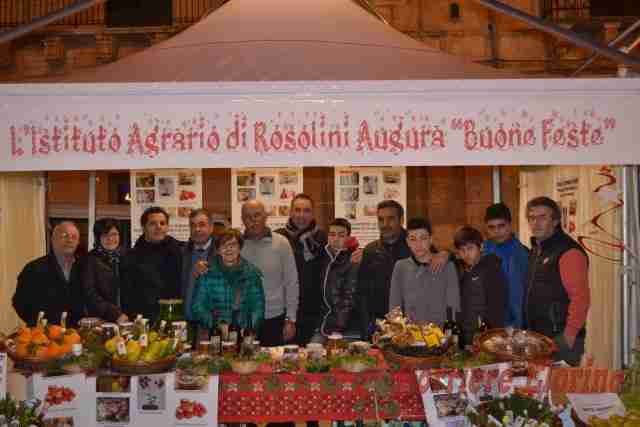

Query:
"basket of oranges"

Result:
[[6, 313, 82, 371]]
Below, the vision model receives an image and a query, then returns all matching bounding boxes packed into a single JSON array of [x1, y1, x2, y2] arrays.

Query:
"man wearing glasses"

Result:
[[524, 196, 590, 366], [13, 221, 86, 326]]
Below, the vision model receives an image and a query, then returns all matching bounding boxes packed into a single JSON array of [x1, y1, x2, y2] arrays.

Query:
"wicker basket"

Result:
[[111, 355, 177, 375], [7, 349, 52, 372], [475, 328, 557, 362], [381, 348, 444, 369]]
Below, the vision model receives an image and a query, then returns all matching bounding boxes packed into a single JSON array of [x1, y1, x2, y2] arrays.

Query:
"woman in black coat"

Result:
[[81, 218, 128, 323]]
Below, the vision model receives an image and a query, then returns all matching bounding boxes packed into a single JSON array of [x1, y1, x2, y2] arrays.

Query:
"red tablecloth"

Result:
[[218, 369, 426, 422]]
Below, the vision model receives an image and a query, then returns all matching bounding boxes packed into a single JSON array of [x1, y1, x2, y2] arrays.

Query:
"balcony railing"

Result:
[[0, 0, 221, 29], [542, 0, 591, 21]]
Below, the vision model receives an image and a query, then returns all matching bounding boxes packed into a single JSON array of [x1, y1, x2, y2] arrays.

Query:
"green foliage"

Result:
[[466, 394, 558, 427], [0, 395, 45, 427]]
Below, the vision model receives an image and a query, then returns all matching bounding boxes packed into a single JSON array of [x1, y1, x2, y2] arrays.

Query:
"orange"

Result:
[[15, 343, 29, 358], [45, 342, 62, 359], [16, 328, 32, 345], [63, 330, 81, 345], [60, 342, 72, 355], [47, 325, 63, 340], [34, 345, 48, 359], [31, 331, 49, 346]]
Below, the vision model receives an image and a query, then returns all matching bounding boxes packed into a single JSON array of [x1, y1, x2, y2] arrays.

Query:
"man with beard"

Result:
[[357, 200, 410, 339], [121, 206, 183, 320], [13, 221, 86, 325], [275, 194, 327, 345]]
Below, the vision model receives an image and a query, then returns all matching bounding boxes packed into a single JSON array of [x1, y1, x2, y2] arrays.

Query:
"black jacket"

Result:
[[80, 249, 125, 322], [13, 252, 86, 326], [274, 227, 327, 319], [459, 253, 508, 344], [120, 235, 183, 321], [318, 246, 359, 336], [525, 228, 588, 338], [356, 231, 411, 339]]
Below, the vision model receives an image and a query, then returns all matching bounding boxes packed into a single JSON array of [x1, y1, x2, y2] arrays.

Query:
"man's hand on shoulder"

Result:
[[430, 250, 450, 273]]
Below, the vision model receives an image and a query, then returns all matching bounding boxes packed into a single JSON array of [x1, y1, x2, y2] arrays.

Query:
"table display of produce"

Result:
[[0, 308, 635, 427]]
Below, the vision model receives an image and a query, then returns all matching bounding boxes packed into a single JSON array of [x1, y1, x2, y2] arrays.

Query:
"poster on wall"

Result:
[[130, 169, 203, 243], [556, 174, 579, 236], [334, 167, 406, 247], [231, 168, 304, 231]]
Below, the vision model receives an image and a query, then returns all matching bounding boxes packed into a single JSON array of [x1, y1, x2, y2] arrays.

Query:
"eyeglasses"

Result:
[[102, 232, 120, 239], [59, 232, 79, 241]]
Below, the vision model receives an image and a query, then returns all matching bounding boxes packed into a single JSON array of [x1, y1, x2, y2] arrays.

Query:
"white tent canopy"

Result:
[[51, 0, 516, 82]]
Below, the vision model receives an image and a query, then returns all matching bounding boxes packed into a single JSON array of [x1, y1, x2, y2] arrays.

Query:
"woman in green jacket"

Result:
[[191, 229, 265, 332]]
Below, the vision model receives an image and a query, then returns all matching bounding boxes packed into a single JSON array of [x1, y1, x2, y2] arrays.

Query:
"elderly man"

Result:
[[182, 208, 217, 324], [13, 221, 86, 326], [524, 196, 590, 366], [241, 200, 298, 346], [275, 193, 327, 345]]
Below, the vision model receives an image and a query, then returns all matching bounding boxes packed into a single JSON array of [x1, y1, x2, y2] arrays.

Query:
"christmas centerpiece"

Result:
[[374, 307, 451, 368]]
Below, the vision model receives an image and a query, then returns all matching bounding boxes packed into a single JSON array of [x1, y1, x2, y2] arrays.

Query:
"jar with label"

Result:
[[282, 345, 299, 362], [221, 341, 237, 357], [118, 321, 134, 338], [326, 333, 345, 359]]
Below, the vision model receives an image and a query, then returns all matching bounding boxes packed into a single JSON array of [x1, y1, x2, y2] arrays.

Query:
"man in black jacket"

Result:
[[357, 200, 411, 339], [276, 193, 327, 345], [13, 221, 86, 326], [121, 207, 183, 321]]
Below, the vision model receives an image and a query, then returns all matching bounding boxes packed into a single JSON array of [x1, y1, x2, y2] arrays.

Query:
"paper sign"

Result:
[[416, 369, 466, 427], [0, 353, 7, 400], [464, 363, 513, 406], [567, 393, 626, 424], [32, 373, 90, 427], [171, 375, 218, 427]]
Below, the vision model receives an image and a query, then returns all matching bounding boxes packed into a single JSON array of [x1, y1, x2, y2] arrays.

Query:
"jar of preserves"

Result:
[[326, 333, 345, 359]]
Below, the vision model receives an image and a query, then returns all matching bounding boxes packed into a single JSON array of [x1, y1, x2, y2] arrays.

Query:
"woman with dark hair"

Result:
[[81, 218, 128, 323], [191, 229, 264, 333]]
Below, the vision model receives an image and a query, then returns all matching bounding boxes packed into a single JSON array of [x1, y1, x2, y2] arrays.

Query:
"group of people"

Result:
[[12, 193, 590, 365]]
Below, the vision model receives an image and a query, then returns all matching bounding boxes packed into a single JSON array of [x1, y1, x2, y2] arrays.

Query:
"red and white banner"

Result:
[[1, 79, 639, 171]]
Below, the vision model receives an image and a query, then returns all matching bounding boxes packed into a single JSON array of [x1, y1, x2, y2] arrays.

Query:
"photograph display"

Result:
[[335, 167, 406, 247], [130, 169, 203, 242], [231, 168, 304, 231]]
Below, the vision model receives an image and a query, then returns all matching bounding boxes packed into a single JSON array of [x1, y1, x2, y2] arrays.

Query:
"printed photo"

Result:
[[343, 203, 357, 220], [178, 207, 193, 219], [340, 187, 359, 202], [175, 399, 208, 424], [165, 207, 177, 221], [136, 189, 155, 204], [96, 376, 131, 393], [96, 397, 130, 423], [158, 177, 176, 198], [237, 188, 256, 202], [362, 176, 378, 195], [175, 370, 209, 392], [135, 173, 155, 188], [179, 189, 197, 201], [339, 171, 359, 186], [383, 170, 401, 184], [278, 171, 298, 185], [362, 205, 377, 217], [433, 393, 467, 419], [178, 171, 197, 186], [279, 188, 296, 200], [259, 176, 276, 196], [237, 172, 256, 187], [264, 204, 278, 217], [278, 205, 291, 217], [383, 188, 400, 200], [138, 375, 167, 412], [44, 417, 74, 427]]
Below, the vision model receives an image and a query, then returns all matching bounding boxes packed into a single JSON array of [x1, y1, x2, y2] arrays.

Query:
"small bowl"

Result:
[[230, 360, 259, 375], [349, 341, 372, 353]]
